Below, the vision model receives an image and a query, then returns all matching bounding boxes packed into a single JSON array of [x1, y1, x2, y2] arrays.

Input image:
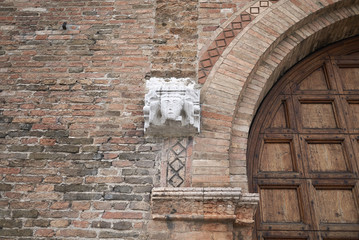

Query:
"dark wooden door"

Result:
[[248, 37, 359, 240]]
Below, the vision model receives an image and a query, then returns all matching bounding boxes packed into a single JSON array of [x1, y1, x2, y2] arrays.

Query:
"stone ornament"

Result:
[[151, 187, 259, 225], [143, 84, 200, 136]]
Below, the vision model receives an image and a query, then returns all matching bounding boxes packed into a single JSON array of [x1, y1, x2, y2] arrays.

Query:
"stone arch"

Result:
[[194, 0, 359, 190]]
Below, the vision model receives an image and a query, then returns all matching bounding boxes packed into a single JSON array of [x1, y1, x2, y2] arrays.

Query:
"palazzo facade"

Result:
[[1, 0, 359, 239]]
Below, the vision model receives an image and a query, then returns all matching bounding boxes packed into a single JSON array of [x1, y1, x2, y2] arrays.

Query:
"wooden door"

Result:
[[248, 37, 359, 240]]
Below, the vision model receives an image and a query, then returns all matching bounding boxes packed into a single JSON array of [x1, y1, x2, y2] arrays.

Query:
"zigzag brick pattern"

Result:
[[198, 0, 280, 84]]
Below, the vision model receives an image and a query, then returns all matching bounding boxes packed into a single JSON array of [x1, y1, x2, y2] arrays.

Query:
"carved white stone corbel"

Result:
[[143, 78, 200, 136]]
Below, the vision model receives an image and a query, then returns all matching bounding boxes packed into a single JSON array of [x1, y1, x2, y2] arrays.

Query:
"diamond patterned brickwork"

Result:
[[161, 138, 193, 187], [198, 0, 279, 84], [168, 141, 186, 187]]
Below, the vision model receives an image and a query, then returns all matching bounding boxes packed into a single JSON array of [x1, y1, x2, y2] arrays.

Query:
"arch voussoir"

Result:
[[195, 0, 359, 190]]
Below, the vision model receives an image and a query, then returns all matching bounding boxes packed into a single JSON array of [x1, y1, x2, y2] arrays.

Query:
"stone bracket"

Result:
[[151, 187, 259, 226], [143, 78, 200, 137]]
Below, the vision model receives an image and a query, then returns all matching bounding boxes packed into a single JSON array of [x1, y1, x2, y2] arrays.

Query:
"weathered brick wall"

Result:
[[0, 0, 160, 238], [3, 0, 358, 239], [152, 0, 198, 79], [0, 0, 277, 238], [1, 0, 242, 238], [151, 0, 254, 79]]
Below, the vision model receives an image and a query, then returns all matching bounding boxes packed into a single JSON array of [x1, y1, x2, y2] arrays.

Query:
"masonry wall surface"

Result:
[[0, 0, 160, 238], [1, 0, 359, 239], [0, 0, 250, 239]]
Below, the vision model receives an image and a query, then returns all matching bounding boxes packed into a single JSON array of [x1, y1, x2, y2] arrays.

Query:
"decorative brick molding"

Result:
[[151, 187, 259, 225], [160, 138, 193, 187], [198, 0, 279, 84], [197, 0, 359, 189]]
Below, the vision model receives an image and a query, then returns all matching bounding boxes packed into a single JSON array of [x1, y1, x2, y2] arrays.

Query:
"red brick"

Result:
[[203, 26, 219, 32], [200, 3, 221, 8], [85, 176, 123, 183], [93, 202, 112, 210], [14, 184, 34, 192], [50, 202, 70, 210], [102, 211, 143, 219], [44, 176, 63, 183], [21, 138, 39, 144], [56, 229, 96, 238], [0, 167, 21, 174], [10, 201, 49, 210], [32, 124, 67, 130], [35, 35, 48, 40], [202, 110, 233, 122], [4, 192, 23, 199], [104, 153, 118, 159], [72, 201, 91, 210], [5, 176, 42, 183], [64, 177, 83, 184], [40, 138, 56, 146], [35, 229, 55, 237], [112, 160, 133, 167], [27, 192, 62, 200], [0, 201, 8, 208], [35, 184, 54, 192], [80, 212, 102, 219], [39, 210, 79, 219], [73, 220, 89, 228], [48, 35, 72, 40], [50, 220, 70, 228]]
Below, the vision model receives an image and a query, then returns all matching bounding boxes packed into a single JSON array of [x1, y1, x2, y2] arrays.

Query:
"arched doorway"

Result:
[[248, 37, 359, 240], [196, 0, 359, 189]]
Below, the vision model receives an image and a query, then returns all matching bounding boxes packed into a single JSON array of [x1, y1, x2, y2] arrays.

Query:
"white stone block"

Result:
[[144, 78, 200, 136]]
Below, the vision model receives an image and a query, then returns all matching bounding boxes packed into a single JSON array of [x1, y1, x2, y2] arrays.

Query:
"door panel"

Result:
[[293, 96, 346, 134], [261, 96, 296, 134], [256, 134, 303, 179], [248, 37, 359, 240], [270, 102, 289, 129], [260, 140, 295, 172], [299, 135, 356, 178], [261, 188, 302, 223], [298, 66, 329, 91], [343, 97, 359, 133], [338, 67, 359, 91], [316, 189, 358, 223]]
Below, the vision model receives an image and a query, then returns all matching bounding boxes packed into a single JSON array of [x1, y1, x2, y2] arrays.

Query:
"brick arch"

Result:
[[198, 0, 280, 83], [194, 0, 359, 190]]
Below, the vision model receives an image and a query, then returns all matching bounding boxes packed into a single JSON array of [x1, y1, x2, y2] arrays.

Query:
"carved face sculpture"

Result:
[[160, 94, 184, 120]]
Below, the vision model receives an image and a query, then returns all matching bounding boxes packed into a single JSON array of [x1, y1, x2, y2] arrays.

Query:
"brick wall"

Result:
[[0, 0, 159, 238], [152, 0, 198, 79], [1, 0, 247, 238], [2, 0, 359, 239], [152, 0, 249, 79]]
